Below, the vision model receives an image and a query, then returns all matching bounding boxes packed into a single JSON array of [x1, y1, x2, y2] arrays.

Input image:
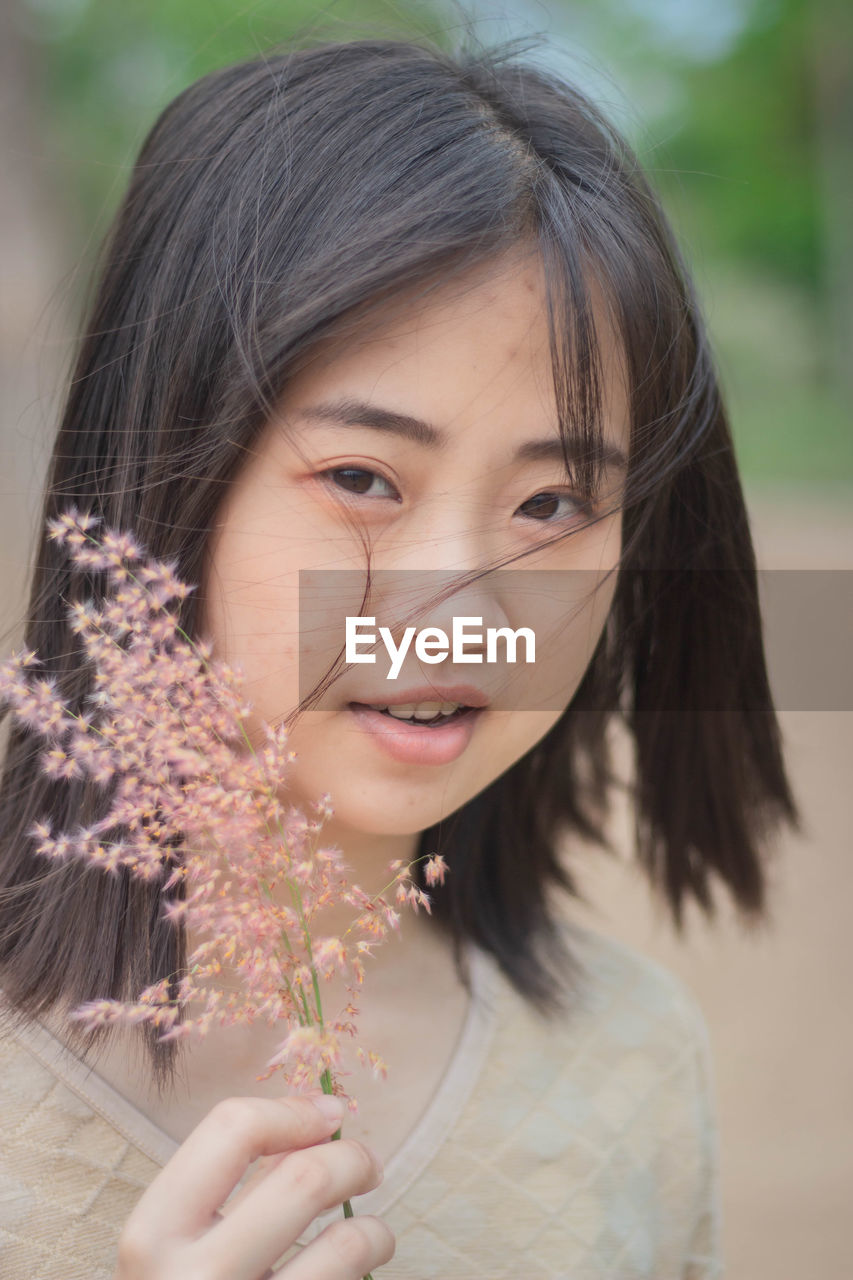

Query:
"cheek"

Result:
[[479, 709, 562, 775], [199, 535, 304, 717], [475, 576, 616, 782], [502, 558, 616, 717]]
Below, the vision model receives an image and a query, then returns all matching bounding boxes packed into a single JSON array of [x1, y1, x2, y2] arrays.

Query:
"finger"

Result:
[[217, 1153, 290, 1218], [276, 1216, 396, 1280], [219, 1094, 337, 1218], [192, 1138, 383, 1280], [131, 1094, 347, 1240]]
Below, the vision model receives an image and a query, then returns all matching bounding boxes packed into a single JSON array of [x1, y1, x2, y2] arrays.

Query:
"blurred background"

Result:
[[0, 0, 850, 1276]]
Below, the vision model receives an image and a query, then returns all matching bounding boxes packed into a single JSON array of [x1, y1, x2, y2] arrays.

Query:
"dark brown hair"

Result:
[[0, 31, 798, 1086]]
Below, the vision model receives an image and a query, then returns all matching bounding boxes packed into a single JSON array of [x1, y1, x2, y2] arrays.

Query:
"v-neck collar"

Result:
[[7, 939, 502, 1244]]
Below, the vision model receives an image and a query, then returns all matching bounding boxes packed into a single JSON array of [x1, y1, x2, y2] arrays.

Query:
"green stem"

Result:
[[320, 1067, 375, 1280]]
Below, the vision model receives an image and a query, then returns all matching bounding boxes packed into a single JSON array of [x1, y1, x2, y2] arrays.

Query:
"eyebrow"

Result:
[[292, 396, 628, 473]]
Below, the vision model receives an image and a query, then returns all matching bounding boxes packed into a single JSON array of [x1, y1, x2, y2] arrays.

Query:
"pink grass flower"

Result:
[[0, 507, 450, 1119]]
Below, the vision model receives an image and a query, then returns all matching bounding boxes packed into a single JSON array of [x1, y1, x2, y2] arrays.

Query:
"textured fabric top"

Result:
[[0, 920, 723, 1280]]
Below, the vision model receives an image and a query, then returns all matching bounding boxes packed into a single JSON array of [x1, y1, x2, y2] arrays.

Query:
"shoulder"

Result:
[[552, 921, 720, 1162], [560, 922, 723, 1274], [465, 922, 723, 1274], [553, 929, 725, 1278], [0, 999, 158, 1279], [479, 917, 715, 1069], [474, 917, 719, 1135], [559, 918, 716, 1058]]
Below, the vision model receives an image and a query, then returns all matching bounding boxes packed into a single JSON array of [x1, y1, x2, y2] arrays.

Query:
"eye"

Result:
[[318, 468, 591, 526], [517, 491, 590, 524], [320, 467, 400, 500]]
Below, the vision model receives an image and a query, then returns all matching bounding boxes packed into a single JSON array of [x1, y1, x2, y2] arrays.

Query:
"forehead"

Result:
[[278, 246, 630, 453]]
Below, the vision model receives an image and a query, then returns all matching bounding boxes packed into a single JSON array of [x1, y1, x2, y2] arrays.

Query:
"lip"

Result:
[[346, 702, 485, 765], [346, 683, 491, 709]]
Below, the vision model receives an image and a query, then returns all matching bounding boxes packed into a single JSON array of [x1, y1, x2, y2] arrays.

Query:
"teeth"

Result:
[[368, 700, 463, 719], [410, 701, 448, 721], [387, 703, 418, 719]]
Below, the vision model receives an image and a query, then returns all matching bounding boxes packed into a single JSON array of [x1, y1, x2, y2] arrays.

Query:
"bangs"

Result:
[[537, 204, 611, 503], [527, 139, 717, 540]]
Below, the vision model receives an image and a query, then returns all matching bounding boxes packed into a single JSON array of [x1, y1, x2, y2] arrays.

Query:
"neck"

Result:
[[181, 817, 438, 1036], [286, 818, 424, 943]]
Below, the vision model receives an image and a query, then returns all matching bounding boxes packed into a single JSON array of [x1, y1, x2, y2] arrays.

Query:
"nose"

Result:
[[383, 488, 505, 575], [370, 496, 513, 660]]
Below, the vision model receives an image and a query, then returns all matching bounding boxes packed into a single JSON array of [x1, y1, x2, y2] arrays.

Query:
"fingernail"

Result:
[[312, 1094, 346, 1122]]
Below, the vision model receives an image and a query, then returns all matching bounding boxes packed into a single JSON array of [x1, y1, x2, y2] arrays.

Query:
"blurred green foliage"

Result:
[[20, 0, 456, 234], [16, 0, 851, 488], [653, 0, 818, 285]]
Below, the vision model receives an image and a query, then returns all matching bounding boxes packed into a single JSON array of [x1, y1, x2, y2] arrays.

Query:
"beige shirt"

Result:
[[0, 920, 723, 1279]]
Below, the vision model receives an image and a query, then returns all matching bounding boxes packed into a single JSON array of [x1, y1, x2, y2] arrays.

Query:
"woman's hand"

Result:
[[114, 1091, 395, 1279]]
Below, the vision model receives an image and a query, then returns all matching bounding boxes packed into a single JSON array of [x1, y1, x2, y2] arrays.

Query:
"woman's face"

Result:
[[201, 250, 629, 847]]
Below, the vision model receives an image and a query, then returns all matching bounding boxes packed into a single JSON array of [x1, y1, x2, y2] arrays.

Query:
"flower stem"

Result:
[[321, 1068, 375, 1280]]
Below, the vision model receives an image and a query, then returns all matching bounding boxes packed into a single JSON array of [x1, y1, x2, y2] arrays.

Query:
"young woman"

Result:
[[0, 33, 797, 1280]]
